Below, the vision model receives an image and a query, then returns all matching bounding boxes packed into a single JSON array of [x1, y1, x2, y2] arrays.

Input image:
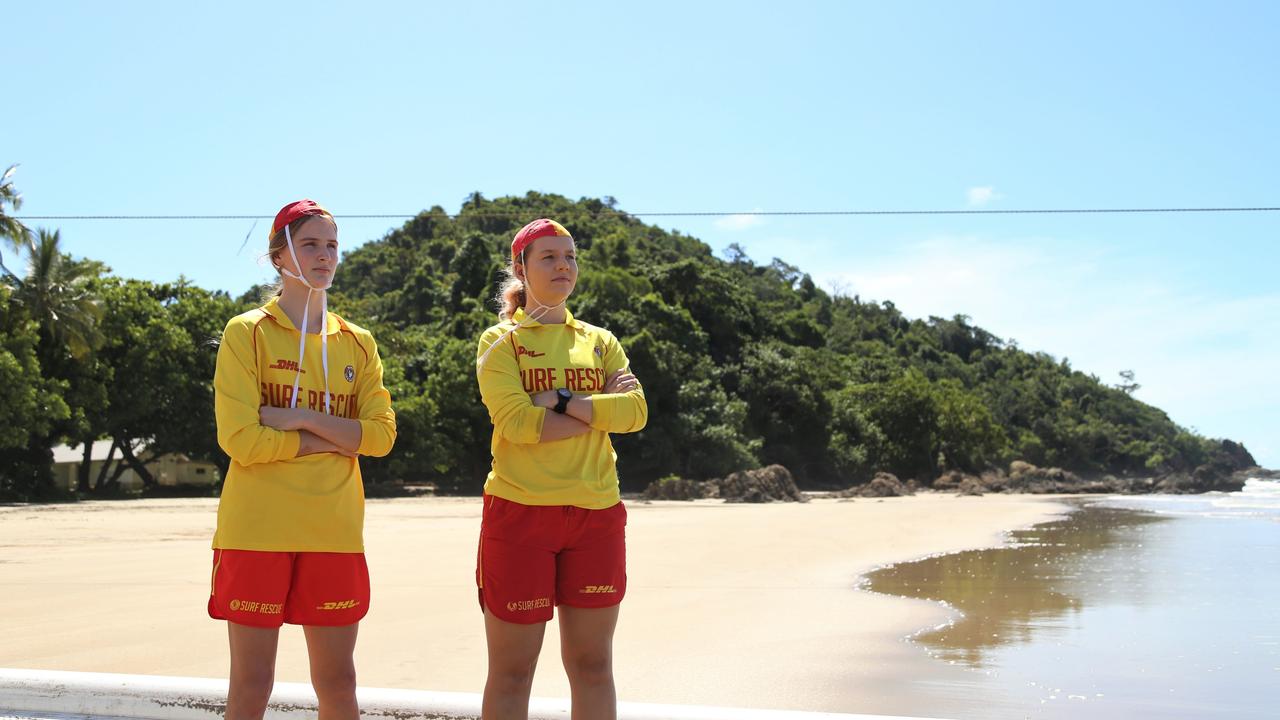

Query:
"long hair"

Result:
[[494, 259, 526, 321]]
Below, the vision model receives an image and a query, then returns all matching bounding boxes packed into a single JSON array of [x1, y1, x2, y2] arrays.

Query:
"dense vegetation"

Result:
[[0, 176, 1255, 500]]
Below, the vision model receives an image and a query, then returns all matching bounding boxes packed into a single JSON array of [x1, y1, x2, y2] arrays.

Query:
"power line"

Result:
[[10, 206, 1280, 221]]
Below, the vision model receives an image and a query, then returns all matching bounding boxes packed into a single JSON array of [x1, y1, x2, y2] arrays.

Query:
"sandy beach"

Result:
[[0, 494, 1065, 715]]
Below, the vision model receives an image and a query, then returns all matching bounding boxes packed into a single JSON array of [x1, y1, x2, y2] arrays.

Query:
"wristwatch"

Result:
[[553, 388, 573, 414]]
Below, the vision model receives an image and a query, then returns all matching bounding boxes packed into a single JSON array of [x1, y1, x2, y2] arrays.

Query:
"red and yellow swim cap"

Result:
[[511, 218, 572, 260]]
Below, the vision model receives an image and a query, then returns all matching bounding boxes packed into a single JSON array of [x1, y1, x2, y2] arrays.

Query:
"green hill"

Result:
[[323, 192, 1255, 493]]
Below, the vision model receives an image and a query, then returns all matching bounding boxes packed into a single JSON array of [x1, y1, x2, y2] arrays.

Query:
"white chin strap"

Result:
[[476, 251, 564, 372], [280, 224, 331, 414]]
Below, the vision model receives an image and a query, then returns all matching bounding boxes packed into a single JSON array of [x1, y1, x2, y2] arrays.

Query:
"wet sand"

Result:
[[0, 494, 1063, 714]]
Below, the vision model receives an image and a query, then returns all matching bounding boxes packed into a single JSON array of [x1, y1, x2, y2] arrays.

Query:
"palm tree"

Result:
[[9, 229, 104, 360], [0, 164, 32, 280]]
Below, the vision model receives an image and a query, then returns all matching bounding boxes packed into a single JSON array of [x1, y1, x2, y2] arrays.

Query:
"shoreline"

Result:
[[0, 494, 1067, 714]]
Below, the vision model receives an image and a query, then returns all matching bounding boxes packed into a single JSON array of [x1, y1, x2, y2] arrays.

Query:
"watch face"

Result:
[[554, 387, 572, 414]]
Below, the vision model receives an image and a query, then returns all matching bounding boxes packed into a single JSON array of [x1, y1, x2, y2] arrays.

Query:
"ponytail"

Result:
[[495, 262, 527, 320]]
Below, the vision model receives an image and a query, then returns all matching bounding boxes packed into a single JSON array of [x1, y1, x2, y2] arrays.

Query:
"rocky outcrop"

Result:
[[1155, 439, 1262, 493], [1154, 467, 1244, 494], [852, 472, 914, 497], [718, 465, 808, 503], [642, 464, 807, 503], [643, 457, 1277, 502], [642, 476, 719, 501], [1003, 461, 1085, 493], [1148, 443, 1259, 494], [932, 470, 971, 491], [936, 459, 1268, 495], [1237, 466, 1280, 481], [821, 472, 916, 498]]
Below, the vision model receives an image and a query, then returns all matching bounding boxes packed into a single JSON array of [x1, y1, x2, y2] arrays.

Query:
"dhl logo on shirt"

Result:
[[267, 359, 305, 373], [516, 345, 545, 358]]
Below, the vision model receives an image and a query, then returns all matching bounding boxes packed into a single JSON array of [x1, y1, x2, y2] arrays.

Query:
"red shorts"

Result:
[[477, 495, 627, 624], [207, 549, 370, 628]]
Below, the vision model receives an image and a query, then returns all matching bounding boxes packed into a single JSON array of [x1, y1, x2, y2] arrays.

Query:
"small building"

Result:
[[50, 440, 220, 492]]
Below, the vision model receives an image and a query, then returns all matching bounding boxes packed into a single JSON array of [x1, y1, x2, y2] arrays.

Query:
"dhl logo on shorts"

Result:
[[506, 597, 551, 612], [580, 585, 618, 594], [228, 599, 283, 615], [316, 600, 362, 611]]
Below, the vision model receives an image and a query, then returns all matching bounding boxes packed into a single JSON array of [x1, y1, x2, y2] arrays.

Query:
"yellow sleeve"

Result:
[[214, 318, 301, 465], [476, 326, 546, 445], [588, 331, 648, 434], [355, 333, 397, 457]]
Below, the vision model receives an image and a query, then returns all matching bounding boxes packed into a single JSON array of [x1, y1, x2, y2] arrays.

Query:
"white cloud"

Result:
[[714, 210, 765, 231], [967, 186, 1002, 206], [814, 234, 1280, 467]]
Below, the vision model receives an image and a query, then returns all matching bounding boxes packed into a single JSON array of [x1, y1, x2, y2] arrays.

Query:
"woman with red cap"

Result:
[[475, 218, 648, 718], [210, 200, 396, 720]]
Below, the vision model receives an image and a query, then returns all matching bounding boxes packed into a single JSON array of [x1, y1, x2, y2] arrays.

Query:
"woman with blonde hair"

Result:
[[475, 218, 647, 719]]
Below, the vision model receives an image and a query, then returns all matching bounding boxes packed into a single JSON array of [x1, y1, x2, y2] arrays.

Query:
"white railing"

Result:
[[0, 669, 944, 720]]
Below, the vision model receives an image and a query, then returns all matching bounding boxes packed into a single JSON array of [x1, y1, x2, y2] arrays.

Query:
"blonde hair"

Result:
[[495, 264, 526, 321], [262, 213, 337, 298]]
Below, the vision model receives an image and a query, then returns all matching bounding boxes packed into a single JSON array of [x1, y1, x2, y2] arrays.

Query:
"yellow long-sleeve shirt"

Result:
[[213, 297, 396, 552], [476, 308, 647, 509]]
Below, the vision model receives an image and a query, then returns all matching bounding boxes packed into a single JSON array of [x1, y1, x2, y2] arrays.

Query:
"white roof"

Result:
[[50, 439, 148, 464]]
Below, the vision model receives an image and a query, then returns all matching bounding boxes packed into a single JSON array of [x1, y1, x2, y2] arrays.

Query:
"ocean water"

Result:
[[1102, 477, 1280, 522], [864, 479, 1280, 719]]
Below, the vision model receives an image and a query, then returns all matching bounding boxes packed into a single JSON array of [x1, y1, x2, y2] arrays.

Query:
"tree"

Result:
[[88, 279, 217, 490], [735, 343, 838, 483], [0, 164, 31, 272], [157, 281, 246, 481], [9, 229, 104, 360], [0, 285, 71, 500], [1116, 370, 1141, 395], [367, 328, 492, 492], [2, 228, 106, 497], [839, 370, 1007, 481], [673, 372, 760, 478]]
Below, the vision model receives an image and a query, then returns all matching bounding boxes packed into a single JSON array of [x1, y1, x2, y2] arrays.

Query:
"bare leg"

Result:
[[303, 624, 360, 720], [558, 604, 620, 720], [482, 607, 547, 720], [226, 622, 280, 720]]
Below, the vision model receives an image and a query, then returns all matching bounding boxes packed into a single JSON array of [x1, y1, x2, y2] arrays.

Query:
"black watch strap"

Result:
[[553, 388, 572, 414]]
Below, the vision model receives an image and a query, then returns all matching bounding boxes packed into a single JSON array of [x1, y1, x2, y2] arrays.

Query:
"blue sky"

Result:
[[6, 1, 1278, 467]]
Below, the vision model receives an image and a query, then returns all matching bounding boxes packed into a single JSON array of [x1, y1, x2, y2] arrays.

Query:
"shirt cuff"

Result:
[[588, 396, 615, 432], [280, 429, 302, 460], [356, 420, 383, 456]]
